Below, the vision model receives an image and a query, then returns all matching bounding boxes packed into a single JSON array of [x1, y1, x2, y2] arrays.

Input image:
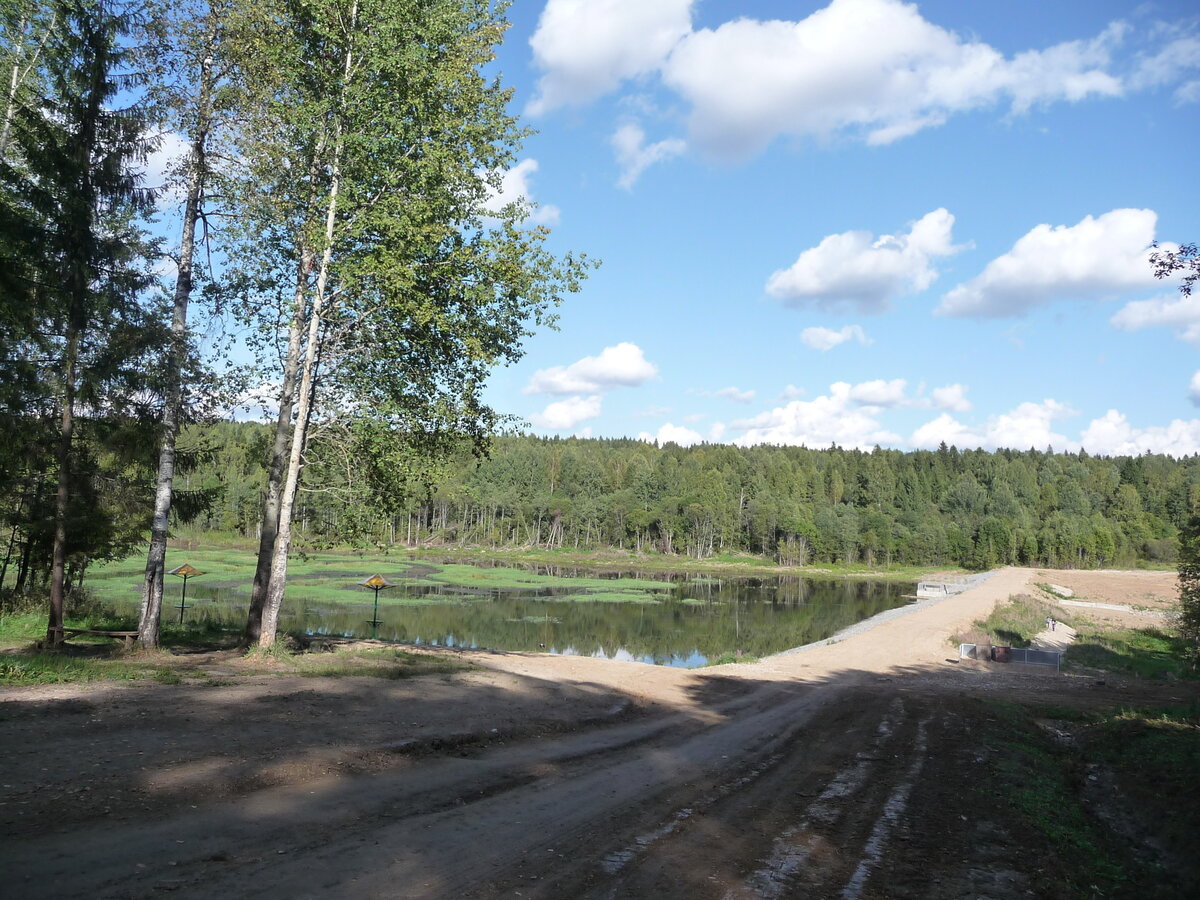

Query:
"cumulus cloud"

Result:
[[1110, 292, 1200, 345], [930, 383, 973, 413], [483, 159, 561, 226], [938, 208, 1165, 317], [530, 395, 603, 430], [767, 209, 964, 313], [526, 1, 1198, 169], [612, 122, 687, 189], [661, 0, 1122, 158], [910, 399, 1076, 450], [731, 382, 902, 449], [525, 342, 658, 395], [639, 422, 705, 447], [1080, 410, 1200, 456], [800, 324, 872, 351], [526, 0, 694, 115], [848, 378, 908, 408], [780, 384, 806, 400]]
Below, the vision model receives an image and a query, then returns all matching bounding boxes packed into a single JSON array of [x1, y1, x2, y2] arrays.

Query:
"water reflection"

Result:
[[109, 567, 915, 668]]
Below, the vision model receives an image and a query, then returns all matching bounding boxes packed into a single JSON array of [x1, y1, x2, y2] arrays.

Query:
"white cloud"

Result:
[[910, 413, 981, 450], [530, 395, 602, 430], [800, 324, 873, 351], [780, 384, 806, 400], [930, 383, 972, 413], [767, 209, 964, 313], [639, 422, 705, 447], [1110, 292, 1200, 345], [938, 208, 1164, 317], [613, 122, 687, 189], [910, 399, 1076, 450], [525, 342, 658, 395], [526, 0, 694, 115], [139, 132, 191, 206], [1192, 372, 1200, 407], [708, 422, 727, 442], [848, 378, 908, 408], [731, 382, 902, 449], [483, 159, 561, 226], [1080, 409, 1200, 456], [661, 0, 1122, 159], [1129, 30, 1200, 93], [1177, 79, 1200, 104]]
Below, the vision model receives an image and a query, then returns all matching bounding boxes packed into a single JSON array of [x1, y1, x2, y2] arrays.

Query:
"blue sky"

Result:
[[473, 0, 1200, 455]]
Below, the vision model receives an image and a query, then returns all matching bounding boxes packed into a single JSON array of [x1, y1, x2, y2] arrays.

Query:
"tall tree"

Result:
[[1177, 514, 1200, 666], [228, 0, 592, 647], [136, 1, 225, 648], [2, 0, 158, 644]]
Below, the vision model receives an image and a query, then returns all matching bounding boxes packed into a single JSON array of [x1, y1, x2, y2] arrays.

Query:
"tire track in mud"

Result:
[[2, 676, 830, 900], [572, 690, 940, 900]]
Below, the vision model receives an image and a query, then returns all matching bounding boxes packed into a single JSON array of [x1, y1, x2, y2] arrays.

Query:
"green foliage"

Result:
[[1176, 513, 1200, 665], [172, 428, 1200, 571]]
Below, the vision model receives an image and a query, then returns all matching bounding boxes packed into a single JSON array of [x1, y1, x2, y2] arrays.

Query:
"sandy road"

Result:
[[0, 566, 1187, 898]]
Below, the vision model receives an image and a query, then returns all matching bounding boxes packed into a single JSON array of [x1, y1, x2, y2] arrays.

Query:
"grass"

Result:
[[1, 626, 474, 685], [1066, 624, 1196, 680], [167, 530, 947, 582], [0, 650, 190, 685], [705, 652, 760, 666], [977, 699, 1130, 893], [85, 548, 681, 611], [290, 647, 471, 679], [956, 592, 1069, 649], [956, 591, 1198, 681]]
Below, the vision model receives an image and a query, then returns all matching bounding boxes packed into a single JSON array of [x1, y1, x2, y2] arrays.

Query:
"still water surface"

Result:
[[111, 563, 916, 668]]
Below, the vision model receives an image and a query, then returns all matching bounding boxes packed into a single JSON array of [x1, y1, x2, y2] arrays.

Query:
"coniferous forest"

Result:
[[171, 423, 1194, 571]]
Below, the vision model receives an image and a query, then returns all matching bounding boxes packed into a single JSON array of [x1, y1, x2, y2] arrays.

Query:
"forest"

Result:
[[2, 0, 1197, 653], [171, 423, 1195, 571], [0, 0, 589, 648]]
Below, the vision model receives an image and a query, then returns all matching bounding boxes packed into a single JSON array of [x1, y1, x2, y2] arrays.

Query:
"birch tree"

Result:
[[229, 0, 593, 647], [135, 0, 228, 647]]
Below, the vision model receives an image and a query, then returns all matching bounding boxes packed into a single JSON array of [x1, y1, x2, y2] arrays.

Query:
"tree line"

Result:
[[178, 424, 1197, 571], [0, 0, 589, 648]]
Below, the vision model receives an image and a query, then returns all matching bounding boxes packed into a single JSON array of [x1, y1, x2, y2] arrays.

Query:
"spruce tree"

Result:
[[1, 0, 158, 643]]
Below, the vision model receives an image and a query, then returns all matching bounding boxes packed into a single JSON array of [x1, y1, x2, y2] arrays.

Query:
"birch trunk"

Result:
[[138, 49, 216, 649], [241, 249, 311, 645], [258, 4, 355, 646]]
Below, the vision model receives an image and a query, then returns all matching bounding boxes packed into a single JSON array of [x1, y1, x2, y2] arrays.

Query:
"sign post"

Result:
[[358, 574, 393, 639], [168, 564, 205, 624]]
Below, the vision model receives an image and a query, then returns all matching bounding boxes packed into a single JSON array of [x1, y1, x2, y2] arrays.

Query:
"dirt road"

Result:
[[0, 567, 1191, 898]]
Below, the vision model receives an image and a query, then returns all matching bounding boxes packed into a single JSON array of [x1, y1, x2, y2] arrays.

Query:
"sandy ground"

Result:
[[1, 566, 1193, 899]]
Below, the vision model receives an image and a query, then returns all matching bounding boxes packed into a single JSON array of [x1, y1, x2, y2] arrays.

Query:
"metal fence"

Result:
[[959, 643, 1061, 669]]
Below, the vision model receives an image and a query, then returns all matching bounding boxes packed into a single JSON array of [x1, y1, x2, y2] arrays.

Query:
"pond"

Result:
[[96, 559, 916, 667]]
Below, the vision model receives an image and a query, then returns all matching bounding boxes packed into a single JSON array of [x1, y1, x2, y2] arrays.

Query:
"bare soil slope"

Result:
[[1, 567, 1193, 899]]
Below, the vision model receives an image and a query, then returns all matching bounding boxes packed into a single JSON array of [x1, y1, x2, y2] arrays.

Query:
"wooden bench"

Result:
[[54, 628, 139, 648]]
